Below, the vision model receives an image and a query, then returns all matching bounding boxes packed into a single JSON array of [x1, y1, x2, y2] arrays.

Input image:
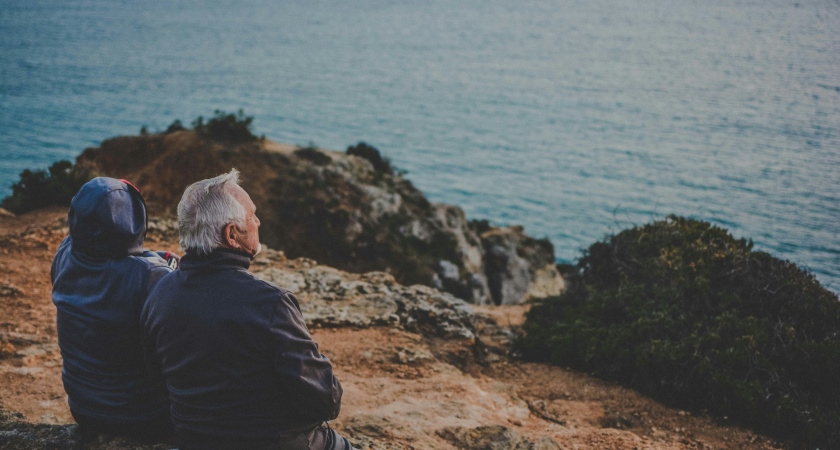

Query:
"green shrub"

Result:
[[192, 109, 256, 142], [347, 142, 392, 174], [164, 119, 186, 134], [1, 160, 90, 214], [554, 263, 576, 276], [469, 219, 492, 234], [517, 216, 840, 448]]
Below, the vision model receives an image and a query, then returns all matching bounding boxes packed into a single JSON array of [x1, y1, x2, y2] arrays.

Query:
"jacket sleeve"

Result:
[[140, 262, 173, 377], [50, 236, 72, 284], [269, 291, 342, 422]]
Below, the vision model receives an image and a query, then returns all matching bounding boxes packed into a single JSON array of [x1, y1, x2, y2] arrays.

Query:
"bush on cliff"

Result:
[[1, 160, 90, 214], [517, 216, 840, 448], [164, 119, 186, 134], [192, 109, 257, 142], [347, 142, 393, 174]]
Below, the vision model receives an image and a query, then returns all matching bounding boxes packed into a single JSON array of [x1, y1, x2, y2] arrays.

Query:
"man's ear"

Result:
[[223, 223, 239, 249]]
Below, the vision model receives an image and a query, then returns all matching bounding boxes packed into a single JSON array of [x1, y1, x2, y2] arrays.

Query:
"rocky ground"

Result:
[[0, 208, 785, 449]]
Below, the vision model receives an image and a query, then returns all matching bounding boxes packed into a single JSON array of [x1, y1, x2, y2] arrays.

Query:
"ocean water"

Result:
[[1, 0, 839, 291]]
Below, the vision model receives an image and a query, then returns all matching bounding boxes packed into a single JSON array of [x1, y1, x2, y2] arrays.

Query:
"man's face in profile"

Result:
[[230, 184, 261, 256]]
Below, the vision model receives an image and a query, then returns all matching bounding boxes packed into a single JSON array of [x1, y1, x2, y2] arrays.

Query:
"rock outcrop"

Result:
[[76, 131, 563, 304], [251, 248, 479, 340]]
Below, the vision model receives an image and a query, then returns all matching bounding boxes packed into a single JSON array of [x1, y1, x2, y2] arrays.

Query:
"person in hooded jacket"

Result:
[[51, 177, 178, 442]]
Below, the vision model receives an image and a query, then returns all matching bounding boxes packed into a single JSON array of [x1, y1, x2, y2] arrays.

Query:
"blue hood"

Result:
[[69, 177, 147, 258]]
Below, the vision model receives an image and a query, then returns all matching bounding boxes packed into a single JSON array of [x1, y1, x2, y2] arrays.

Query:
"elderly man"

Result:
[[51, 178, 176, 442], [142, 169, 352, 449]]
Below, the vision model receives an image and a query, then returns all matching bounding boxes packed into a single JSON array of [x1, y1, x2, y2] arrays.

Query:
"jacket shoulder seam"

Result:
[[240, 270, 290, 296]]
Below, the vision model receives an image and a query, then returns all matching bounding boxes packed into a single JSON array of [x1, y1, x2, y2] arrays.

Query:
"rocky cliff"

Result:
[[75, 131, 563, 305], [0, 209, 782, 449]]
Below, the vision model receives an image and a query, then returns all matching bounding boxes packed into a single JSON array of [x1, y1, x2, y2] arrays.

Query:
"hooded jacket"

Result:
[[142, 249, 342, 449], [51, 177, 172, 424]]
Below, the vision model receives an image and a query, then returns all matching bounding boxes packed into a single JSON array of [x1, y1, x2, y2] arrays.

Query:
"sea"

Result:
[[1, 0, 838, 292]]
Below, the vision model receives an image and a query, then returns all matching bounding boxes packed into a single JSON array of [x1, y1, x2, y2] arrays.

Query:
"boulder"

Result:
[[482, 227, 564, 305], [254, 261, 478, 340]]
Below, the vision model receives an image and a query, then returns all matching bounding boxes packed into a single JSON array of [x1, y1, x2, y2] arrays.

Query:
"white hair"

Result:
[[178, 169, 246, 255]]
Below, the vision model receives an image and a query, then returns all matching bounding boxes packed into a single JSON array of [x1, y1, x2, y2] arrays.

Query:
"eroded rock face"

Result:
[[484, 242, 532, 306], [481, 227, 564, 305], [77, 132, 563, 304]]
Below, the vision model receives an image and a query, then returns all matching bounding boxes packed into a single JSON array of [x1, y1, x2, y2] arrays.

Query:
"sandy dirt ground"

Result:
[[0, 208, 784, 449]]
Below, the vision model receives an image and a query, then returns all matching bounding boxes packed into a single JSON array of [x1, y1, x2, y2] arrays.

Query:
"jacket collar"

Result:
[[180, 248, 252, 272]]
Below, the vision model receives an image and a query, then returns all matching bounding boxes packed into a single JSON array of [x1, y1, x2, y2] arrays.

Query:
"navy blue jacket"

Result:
[[142, 249, 342, 449], [51, 177, 172, 424]]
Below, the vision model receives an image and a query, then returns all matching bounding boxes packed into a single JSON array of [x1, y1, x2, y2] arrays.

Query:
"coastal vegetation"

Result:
[[346, 142, 393, 174], [164, 119, 186, 134], [517, 216, 840, 448], [1, 160, 89, 214], [188, 109, 257, 142]]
